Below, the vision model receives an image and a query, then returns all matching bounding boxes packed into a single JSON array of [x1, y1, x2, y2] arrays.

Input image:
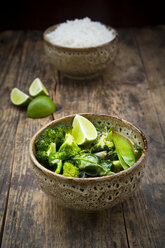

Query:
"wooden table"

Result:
[[0, 27, 165, 248]]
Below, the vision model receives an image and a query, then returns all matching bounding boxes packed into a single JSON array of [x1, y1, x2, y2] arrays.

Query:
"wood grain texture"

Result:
[[0, 31, 22, 238], [0, 31, 54, 248], [0, 27, 164, 248], [122, 27, 165, 248]]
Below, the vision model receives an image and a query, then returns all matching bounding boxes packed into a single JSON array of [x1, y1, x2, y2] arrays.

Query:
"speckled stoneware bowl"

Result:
[[29, 114, 148, 211], [43, 25, 119, 80]]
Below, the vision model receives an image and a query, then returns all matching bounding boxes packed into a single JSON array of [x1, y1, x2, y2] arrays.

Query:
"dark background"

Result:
[[0, 0, 164, 31]]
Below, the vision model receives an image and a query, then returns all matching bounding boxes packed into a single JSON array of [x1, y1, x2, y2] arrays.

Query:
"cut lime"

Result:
[[10, 88, 32, 106], [29, 78, 49, 97], [72, 114, 97, 145], [27, 96, 56, 118]]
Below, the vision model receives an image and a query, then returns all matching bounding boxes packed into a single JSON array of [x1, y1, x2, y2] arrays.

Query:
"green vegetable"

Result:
[[35, 129, 55, 151], [91, 133, 114, 153], [55, 160, 63, 174], [112, 160, 123, 173], [107, 148, 118, 161], [35, 125, 72, 152], [62, 162, 79, 178], [49, 152, 66, 165], [59, 133, 81, 156], [52, 125, 72, 149], [36, 142, 56, 165], [48, 152, 66, 174], [34, 116, 143, 178], [73, 153, 99, 169], [94, 151, 107, 159], [112, 132, 135, 169], [73, 153, 111, 177]]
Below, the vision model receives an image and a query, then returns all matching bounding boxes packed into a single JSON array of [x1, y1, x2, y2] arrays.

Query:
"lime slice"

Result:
[[27, 96, 56, 118], [29, 78, 49, 97], [10, 88, 32, 106], [72, 114, 97, 145]]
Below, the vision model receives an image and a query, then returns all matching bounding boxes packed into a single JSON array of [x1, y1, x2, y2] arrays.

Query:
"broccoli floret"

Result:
[[48, 133, 80, 174], [59, 133, 81, 157], [47, 143, 56, 155], [53, 125, 72, 134], [52, 125, 72, 149], [35, 128, 58, 151], [62, 162, 80, 178], [35, 129, 54, 151], [49, 151, 68, 166], [55, 160, 62, 174], [36, 142, 56, 165], [36, 150, 48, 165], [107, 148, 118, 161], [35, 126, 72, 152], [91, 133, 114, 153], [48, 151, 67, 174]]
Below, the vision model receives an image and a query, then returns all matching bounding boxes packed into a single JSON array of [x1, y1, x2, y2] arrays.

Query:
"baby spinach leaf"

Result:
[[73, 153, 110, 176], [73, 153, 99, 169], [84, 164, 106, 177]]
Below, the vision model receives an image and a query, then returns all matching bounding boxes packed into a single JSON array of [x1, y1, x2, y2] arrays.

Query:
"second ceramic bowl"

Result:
[[29, 114, 148, 211], [43, 25, 119, 80]]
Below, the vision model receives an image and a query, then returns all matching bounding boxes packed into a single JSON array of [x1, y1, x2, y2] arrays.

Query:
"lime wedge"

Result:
[[29, 78, 49, 97], [27, 96, 56, 118], [10, 88, 32, 106], [72, 114, 97, 145]]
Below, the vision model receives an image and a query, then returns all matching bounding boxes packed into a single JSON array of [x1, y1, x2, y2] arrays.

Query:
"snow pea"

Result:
[[112, 132, 135, 169]]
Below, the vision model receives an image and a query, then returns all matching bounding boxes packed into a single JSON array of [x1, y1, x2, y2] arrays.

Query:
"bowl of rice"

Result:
[[43, 18, 119, 80]]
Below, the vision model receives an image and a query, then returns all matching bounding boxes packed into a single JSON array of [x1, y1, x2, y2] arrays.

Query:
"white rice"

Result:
[[46, 17, 115, 48]]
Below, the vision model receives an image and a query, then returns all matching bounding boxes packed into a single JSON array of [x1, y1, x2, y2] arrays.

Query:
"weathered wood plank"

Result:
[[0, 31, 54, 247], [134, 26, 165, 140], [0, 31, 20, 83], [1, 31, 129, 247], [53, 73, 104, 118], [0, 31, 26, 239], [1, 27, 165, 248], [87, 28, 165, 247], [119, 27, 165, 248], [103, 29, 164, 143]]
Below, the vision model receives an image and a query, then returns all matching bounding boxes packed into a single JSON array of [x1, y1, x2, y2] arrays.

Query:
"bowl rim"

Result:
[[43, 24, 119, 51], [29, 113, 148, 182]]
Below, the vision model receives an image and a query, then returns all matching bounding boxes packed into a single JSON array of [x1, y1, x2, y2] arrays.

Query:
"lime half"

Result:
[[29, 78, 49, 97], [72, 114, 97, 145], [27, 95, 56, 118], [10, 88, 32, 106]]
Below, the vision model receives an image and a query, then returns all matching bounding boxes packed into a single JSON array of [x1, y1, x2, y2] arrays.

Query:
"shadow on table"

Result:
[[46, 196, 125, 247]]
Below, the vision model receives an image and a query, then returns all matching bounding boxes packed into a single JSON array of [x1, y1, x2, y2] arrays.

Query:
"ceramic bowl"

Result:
[[29, 114, 148, 211], [43, 25, 119, 80]]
